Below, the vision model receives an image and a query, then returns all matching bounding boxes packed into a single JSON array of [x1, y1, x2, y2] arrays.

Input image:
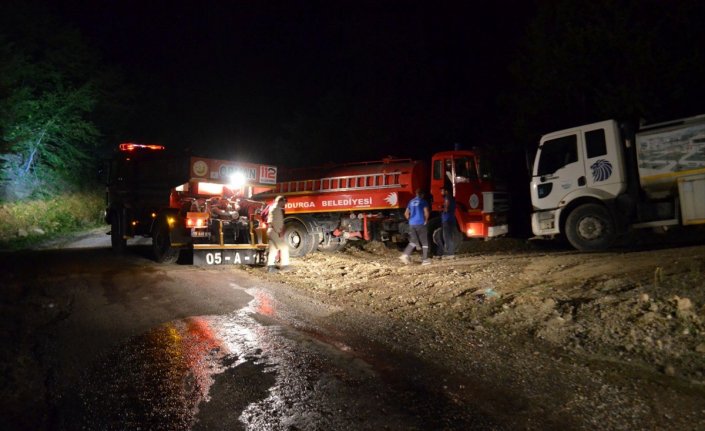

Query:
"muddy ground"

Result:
[[3, 230, 705, 429], [243, 236, 705, 429]]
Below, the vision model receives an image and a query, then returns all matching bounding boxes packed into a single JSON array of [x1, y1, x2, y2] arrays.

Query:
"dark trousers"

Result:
[[404, 224, 429, 259], [440, 221, 456, 256]]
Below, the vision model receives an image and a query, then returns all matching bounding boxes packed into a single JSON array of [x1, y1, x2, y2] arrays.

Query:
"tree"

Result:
[[510, 0, 705, 145], [0, 2, 103, 200]]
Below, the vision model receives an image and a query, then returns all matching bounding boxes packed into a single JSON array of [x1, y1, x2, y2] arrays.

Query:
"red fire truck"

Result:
[[105, 143, 277, 265], [253, 149, 509, 256]]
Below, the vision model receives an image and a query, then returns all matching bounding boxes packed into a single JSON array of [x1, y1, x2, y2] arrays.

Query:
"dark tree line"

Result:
[[510, 0, 705, 146], [241, 1, 705, 168], [0, 1, 129, 201], [1, 1, 704, 202]]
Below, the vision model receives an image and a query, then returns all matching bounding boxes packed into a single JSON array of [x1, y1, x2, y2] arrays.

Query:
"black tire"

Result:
[[369, 222, 383, 242], [317, 234, 346, 252], [427, 219, 442, 257], [565, 204, 616, 251], [368, 222, 396, 248], [284, 221, 315, 257], [152, 217, 180, 264], [432, 223, 462, 256], [110, 212, 127, 254], [432, 226, 443, 252]]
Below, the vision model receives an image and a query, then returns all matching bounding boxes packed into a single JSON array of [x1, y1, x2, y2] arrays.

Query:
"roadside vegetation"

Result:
[[0, 2, 129, 251], [0, 190, 104, 249]]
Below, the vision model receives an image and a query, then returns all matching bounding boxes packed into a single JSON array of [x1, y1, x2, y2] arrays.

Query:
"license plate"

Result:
[[193, 249, 263, 266]]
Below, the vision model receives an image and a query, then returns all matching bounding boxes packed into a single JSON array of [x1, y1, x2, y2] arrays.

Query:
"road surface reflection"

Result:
[[75, 286, 484, 430]]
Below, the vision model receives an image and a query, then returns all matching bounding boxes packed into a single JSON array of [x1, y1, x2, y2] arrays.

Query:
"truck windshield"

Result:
[[454, 157, 477, 182], [536, 135, 578, 176]]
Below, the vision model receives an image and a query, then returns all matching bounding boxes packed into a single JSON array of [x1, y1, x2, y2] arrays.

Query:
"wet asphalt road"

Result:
[[2, 243, 500, 430]]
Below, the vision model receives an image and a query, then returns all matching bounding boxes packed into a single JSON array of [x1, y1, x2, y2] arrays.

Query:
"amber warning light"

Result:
[[119, 143, 165, 152]]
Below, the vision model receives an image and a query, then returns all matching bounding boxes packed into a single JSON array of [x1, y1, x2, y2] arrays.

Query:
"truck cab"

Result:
[[430, 150, 509, 238], [531, 121, 627, 213], [530, 121, 629, 249], [106, 143, 277, 265], [531, 114, 705, 251]]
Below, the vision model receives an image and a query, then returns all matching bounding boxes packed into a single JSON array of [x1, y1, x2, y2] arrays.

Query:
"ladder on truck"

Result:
[[275, 171, 403, 194]]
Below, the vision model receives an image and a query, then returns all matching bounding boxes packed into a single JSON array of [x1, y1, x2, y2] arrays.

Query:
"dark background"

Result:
[[51, 0, 533, 165], [43, 1, 705, 167], [3, 0, 705, 231]]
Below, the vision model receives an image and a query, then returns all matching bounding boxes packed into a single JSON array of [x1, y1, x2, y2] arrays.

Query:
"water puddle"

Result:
[[72, 286, 490, 430]]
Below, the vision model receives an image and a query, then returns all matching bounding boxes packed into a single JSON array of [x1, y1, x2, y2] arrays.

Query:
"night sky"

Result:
[[35, 0, 705, 171], [50, 1, 532, 165]]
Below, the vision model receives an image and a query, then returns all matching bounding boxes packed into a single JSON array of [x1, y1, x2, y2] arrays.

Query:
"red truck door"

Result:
[[431, 152, 481, 211]]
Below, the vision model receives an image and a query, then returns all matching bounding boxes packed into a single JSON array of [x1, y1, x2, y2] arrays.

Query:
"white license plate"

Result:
[[193, 249, 262, 266]]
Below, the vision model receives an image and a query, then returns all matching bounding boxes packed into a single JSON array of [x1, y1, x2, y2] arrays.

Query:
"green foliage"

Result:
[[0, 190, 104, 249], [0, 2, 104, 200]]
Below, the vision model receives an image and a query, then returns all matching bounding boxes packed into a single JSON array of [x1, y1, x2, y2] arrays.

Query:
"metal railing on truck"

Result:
[[275, 172, 403, 193]]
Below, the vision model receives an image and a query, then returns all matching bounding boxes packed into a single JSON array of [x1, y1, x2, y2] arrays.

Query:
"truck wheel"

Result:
[[284, 221, 315, 257], [152, 218, 180, 264], [431, 224, 461, 256], [432, 226, 443, 254], [565, 204, 616, 251], [110, 213, 126, 253], [427, 219, 442, 257], [317, 234, 346, 252]]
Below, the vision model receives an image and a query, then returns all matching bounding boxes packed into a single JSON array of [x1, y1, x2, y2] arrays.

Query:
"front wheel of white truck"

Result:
[[565, 203, 616, 251]]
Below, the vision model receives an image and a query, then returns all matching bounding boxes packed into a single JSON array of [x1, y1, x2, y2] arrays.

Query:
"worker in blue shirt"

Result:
[[400, 189, 431, 265]]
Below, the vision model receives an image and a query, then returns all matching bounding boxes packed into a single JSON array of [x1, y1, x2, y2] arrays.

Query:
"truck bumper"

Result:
[[487, 224, 508, 237], [531, 209, 561, 236], [458, 211, 508, 238]]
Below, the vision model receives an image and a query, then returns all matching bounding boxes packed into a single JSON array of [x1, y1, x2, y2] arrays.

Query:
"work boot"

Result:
[[399, 254, 410, 265], [267, 265, 278, 273]]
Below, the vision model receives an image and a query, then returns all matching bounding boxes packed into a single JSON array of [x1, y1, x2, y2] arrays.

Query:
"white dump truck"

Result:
[[530, 113, 705, 250]]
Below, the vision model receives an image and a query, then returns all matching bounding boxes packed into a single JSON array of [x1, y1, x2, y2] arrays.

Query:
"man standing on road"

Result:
[[399, 189, 431, 265], [439, 186, 456, 259], [266, 195, 290, 273]]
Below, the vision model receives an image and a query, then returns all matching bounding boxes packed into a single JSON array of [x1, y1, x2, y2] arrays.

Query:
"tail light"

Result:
[[186, 218, 206, 228], [186, 212, 209, 228]]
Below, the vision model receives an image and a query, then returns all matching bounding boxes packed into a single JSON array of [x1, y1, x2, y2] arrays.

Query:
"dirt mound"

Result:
[[265, 240, 705, 383]]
